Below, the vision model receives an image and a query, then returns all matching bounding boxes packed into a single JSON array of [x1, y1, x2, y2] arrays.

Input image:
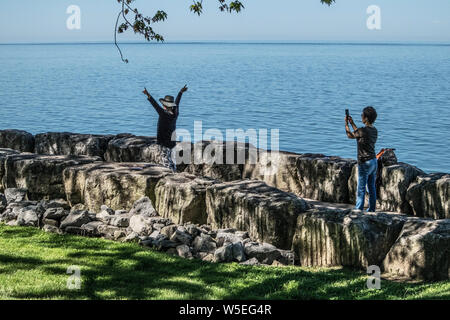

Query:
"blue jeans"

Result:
[[355, 158, 377, 212]]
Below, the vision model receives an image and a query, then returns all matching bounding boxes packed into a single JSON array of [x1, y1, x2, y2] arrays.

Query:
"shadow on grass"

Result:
[[0, 225, 447, 300]]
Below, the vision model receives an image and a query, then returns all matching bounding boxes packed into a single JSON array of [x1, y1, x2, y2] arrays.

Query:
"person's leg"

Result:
[[367, 158, 378, 212], [355, 161, 369, 210]]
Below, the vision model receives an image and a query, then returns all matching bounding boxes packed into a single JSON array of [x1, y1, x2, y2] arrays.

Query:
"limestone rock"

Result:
[[243, 151, 303, 197], [63, 162, 171, 212], [176, 244, 193, 259], [296, 154, 356, 203], [155, 173, 217, 225], [244, 242, 283, 265], [0, 129, 34, 152], [192, 233, 217, 253], [129, 197, 157, 217], [160, 224, 178, 239], [60, 210, 92, 230], [16, 207, 39, 227], [2, 153, 100, 200], [109, 214, 130, 227], [43, 224, 62, 234], [104, 134, 157, 162], [42, 218, 59, 227], [0, 193, 6, 213], [4, 188, 28, 203], [0, 149, 21, 192], [170, 227, 193, 245], [214, 243, 234, 262], [206, 180, 310, 249], [406, 173, 449, 219], [291, 209, 407, 268], [129, 214, 153, 236], [43, 207, 68, 221], [382, 218, 450, 281], [231, 241, 246, 262], [240, 257, 261, 266], [34, 132, 113, 158], [80, 221, 103, 236]]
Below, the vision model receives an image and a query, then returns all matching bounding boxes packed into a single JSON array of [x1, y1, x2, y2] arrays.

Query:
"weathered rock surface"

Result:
[[349, 162, 425, 213], [155, 173, 217, 225], [243, 151, 303, 197], [206, 180, 310, 249], [104, 134, 158, 163], [63, 162, 171, 212], [129, 197, 157, 217], [244, 152, 356, 204], [183, 141, 256, 181], [406, 173, 449, 219], [34, 132, 113, 159], [2, 153, 100, 200], [291, 209, 407, 268], [296, 154, 356, 203], [60, 210, 92, 230], [0, 149, 21, 191], [4, 188, 28, 203], [43, 207, 69, 221], [382, 218, 450, 281], [0, 129, 35, 153], [244, 242, 278, 264]]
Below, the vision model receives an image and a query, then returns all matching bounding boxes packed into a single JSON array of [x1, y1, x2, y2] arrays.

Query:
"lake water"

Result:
[[0, 42, 449, 173]]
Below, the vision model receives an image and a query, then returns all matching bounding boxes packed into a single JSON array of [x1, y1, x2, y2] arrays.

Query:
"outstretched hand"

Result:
[[143, 87, 151, 98], [180, 84, 188, 93]]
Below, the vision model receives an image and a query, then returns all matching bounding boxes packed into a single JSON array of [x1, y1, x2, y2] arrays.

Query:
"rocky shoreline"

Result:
[[0, 129, 449, 281]]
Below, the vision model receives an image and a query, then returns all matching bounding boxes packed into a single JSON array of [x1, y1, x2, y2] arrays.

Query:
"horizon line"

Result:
[[1, 40, 450, 46]]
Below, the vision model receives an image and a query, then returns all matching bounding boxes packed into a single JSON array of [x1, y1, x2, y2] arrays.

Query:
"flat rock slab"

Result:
[[291, 209, 407, 269], [244, 152, 356, 204], [243, 150, 303, 196], [183, 140, 254, 181], [155, 172, 217, 225], [0, 129, 35, 153], [34, 132, 114, 158], [296, 154, 356, 204], [63, 162, 172, 212], [104, 134, 158, 162], [382, 218, 450, 281], [406, 173, 449, 219], [206, 180, 310, 249], [1, 153, 100, 200]]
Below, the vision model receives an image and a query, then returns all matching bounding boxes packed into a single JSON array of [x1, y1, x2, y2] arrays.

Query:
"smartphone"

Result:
[[345, 109, 349, 117]]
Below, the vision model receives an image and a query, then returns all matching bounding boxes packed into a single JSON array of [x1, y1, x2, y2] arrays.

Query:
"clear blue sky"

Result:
[[1, 0, 449, 43]]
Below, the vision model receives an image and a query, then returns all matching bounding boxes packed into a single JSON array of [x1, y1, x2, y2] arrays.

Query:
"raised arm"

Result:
[[175, 84, 188, 106], [143, 88, 163, 116], [345, 115, 358, 139]]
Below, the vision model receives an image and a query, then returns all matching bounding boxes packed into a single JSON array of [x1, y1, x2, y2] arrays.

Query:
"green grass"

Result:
[[0, 224, 448, 300]]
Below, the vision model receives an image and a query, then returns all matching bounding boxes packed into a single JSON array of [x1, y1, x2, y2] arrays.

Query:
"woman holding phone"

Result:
[[345, 106, 378, 212]]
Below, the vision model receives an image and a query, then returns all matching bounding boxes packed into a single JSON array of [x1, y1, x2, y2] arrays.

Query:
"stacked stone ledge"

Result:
[[0, 129, 449, 281]]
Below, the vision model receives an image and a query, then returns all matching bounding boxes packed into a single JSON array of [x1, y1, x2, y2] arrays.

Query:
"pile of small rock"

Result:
[[0, 188, 294, 266]]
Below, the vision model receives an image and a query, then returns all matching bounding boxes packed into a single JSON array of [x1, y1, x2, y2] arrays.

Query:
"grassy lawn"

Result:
[[0, 224, 448, 300]]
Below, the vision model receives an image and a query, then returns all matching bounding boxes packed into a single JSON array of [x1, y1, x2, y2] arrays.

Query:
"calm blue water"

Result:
[[0, 43, 449, 173]]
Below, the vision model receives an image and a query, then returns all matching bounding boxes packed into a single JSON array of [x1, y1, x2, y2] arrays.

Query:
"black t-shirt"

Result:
[[354, 126, 378, 163]]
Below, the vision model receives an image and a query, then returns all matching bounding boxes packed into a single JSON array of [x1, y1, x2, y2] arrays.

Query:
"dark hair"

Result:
[[363, 106, 377, 124]]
